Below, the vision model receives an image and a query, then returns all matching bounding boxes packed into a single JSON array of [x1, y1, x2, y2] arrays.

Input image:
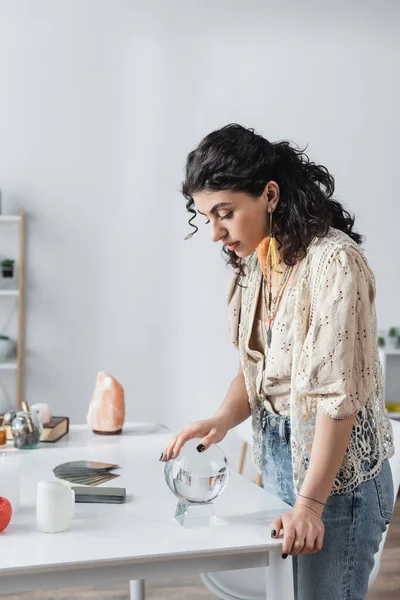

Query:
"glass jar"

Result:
[[0, 417, 7, 448], [11, 409, 43, 449]]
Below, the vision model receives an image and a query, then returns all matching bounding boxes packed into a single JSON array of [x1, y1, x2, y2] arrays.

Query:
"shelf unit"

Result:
[[387, 414, 400, 421], [0, 209, 25, 408]]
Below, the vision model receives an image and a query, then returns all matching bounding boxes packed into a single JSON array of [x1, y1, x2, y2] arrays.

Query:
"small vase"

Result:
[[11, 409, 43, 449], [1, 267, 14, 278]]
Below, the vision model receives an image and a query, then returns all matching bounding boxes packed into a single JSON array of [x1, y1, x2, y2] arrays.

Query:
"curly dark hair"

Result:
[[181, 123, 363, 274]]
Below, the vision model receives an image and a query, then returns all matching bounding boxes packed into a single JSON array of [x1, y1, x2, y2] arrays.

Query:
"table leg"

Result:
[[265, 550, 294, 600], [130, 579, 145, 600]]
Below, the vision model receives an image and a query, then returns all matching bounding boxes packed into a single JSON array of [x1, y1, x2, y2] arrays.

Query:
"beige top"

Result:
[[248, 264, 301, 416], [227, 228, 394, 495]]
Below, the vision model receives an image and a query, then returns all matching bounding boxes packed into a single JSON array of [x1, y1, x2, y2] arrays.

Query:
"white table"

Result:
[[0, 423, 294, 600]]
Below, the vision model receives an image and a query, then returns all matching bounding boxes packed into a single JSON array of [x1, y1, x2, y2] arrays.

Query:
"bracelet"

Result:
[[298, 493, 325, 506], [297, 503, 321, 518]]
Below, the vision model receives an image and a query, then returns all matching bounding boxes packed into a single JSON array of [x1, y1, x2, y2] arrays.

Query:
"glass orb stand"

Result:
[[174, 499, 217, 528]]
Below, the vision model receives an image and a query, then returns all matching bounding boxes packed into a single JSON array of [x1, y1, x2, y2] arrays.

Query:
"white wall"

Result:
[[0, 0, 398, 429]]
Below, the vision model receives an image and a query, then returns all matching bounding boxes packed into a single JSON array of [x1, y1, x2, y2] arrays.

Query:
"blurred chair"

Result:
[[201, 418, 400, 599]]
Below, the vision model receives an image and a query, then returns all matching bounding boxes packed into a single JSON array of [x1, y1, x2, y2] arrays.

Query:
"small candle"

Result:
[[30, 403, 52, 425], [0, 427, 7, 448], [36, 480, 75, 533], [0, 416, 7, 447]]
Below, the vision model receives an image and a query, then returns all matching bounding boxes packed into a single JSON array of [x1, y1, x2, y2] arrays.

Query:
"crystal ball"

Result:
[[164, 439, 230, 503]]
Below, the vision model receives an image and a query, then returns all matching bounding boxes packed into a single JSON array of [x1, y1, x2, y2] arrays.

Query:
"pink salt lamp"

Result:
[[87, 372, 125, 435]]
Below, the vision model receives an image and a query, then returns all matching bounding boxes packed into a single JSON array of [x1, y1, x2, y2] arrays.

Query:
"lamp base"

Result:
[[174, 499, 216, 528]]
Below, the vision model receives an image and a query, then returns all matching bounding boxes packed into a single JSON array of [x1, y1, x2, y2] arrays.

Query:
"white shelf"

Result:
[[0, 289, 19, 296], [0, 216, 21, 222], [387, 412, 400, 420], [0, 361, 17, 370]]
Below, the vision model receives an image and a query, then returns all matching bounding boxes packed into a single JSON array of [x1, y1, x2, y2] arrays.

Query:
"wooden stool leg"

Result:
[[238, 441, 248, 475], [256, 472, 263, 487]]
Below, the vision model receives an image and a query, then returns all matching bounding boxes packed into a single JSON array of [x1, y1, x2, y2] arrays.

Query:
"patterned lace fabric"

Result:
[[227, 227, 394, 496]]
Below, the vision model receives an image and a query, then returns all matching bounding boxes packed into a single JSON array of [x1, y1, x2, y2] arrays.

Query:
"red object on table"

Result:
[[0, 497, 12, 532]]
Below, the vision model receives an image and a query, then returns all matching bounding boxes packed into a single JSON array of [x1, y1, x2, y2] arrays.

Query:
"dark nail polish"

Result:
[[271, 530, 277, 538], [196, 444, 205, 453], [159, 453, 164, 461], [171, 452, 175, 459], [163, 454, 168, 462], [282, 554, 288, 559]]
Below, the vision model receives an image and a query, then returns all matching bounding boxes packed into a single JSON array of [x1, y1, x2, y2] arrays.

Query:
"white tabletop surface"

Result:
[[0, 423, 289, 576]]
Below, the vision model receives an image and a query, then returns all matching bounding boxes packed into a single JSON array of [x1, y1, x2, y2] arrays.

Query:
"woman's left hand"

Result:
[[270, 504, 325, 557]]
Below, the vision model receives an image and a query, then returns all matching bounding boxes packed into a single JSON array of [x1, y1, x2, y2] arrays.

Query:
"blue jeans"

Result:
[[261, 411, 394, 600]]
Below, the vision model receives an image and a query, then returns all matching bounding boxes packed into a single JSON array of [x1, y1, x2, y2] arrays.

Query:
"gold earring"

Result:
[[266, 211, 280, 272]]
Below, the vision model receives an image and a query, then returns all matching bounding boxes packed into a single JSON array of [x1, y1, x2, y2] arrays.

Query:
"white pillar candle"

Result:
[[0, 454, 21, 514], [36, 480, 75, 533]]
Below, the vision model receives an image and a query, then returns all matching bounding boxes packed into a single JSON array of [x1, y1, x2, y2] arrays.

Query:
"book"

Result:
[[3, 416, 69, 443], [72, 485, 126, 503]]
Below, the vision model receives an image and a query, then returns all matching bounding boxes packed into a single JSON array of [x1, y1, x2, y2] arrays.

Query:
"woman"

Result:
[[161, 124, 395, 600]]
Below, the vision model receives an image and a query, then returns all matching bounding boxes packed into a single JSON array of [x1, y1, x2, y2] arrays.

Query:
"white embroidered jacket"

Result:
[[227, 228, 394, 495]]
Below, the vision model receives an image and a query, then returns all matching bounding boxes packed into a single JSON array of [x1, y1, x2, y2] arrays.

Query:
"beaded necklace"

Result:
[[262, 264, 293, 348]]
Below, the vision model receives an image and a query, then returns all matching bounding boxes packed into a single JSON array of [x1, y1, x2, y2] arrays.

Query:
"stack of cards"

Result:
[[53, 461, 120, 486]]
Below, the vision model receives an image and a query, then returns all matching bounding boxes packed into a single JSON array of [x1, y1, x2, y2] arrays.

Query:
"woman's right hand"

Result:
[[160, 416, 230, 462]]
